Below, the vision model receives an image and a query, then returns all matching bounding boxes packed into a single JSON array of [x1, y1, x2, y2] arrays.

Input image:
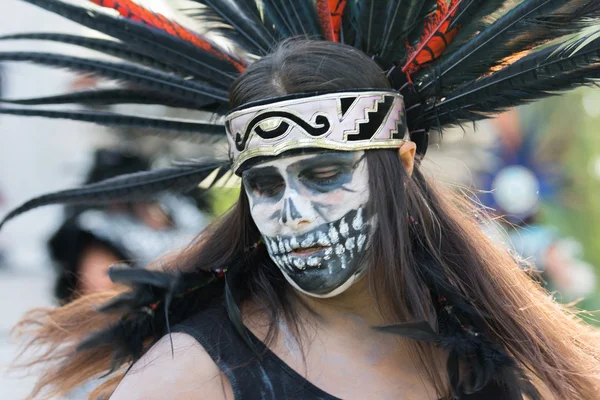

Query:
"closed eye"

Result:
[[303, 167, 342, 184], [299, 165, 351, 190]]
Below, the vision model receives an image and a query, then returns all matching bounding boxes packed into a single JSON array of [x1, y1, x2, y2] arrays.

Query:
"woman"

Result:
[[2, 1, 600, 399]]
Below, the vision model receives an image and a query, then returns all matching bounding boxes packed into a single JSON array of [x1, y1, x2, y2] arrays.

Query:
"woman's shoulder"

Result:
[[109, 332, 234, 400]]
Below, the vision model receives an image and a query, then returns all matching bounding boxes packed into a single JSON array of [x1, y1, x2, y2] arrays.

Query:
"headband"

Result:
[[225, 90, 408, 174]]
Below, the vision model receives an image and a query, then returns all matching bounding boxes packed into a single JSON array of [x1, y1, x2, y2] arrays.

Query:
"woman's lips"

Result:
[[290, 246, 329, 257]]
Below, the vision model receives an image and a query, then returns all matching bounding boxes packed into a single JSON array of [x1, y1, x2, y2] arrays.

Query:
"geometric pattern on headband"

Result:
[[225, 90, 408, 174]]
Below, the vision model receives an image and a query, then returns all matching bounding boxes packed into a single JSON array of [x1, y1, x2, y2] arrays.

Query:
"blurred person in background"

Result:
[[477, 109, 597, 301], [1, 1, 600, 400], [48, 148, 211, 304]]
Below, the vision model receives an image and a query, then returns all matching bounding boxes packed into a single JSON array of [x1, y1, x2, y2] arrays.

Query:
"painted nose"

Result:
[[280, 197, 302, 224], [279, 189, 313, 228]]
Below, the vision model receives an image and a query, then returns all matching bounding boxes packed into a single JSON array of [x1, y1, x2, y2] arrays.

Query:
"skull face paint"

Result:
[[242, 151, 373, 298]]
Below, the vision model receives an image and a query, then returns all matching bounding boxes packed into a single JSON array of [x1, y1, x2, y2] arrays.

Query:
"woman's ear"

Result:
[[398, 141, 417, 176]]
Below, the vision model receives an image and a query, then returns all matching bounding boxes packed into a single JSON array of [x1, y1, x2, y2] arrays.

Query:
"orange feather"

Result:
[[330, 0, 347, 43], [317, 0, 347, 42], [89, 0, 246, 72], [402, 0, 462, 79], [316, 0, 335, 41]]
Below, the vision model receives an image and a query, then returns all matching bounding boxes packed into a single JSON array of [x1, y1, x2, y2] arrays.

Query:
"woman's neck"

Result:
[[295, 277, 387, 329]]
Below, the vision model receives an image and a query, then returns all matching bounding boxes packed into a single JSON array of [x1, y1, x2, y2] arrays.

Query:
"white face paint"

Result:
[[242, 151, 373, 298]]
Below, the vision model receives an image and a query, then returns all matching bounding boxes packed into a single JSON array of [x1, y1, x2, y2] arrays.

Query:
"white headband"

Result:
[[225, 90, 408, 173]]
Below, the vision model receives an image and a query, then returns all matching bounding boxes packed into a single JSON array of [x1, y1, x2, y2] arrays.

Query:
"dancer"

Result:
[[48, 148, 210, 303], [2, 1, 600, 399]]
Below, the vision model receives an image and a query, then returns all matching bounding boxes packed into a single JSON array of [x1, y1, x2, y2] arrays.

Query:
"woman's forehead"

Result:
[[244, 150, 364, 173]]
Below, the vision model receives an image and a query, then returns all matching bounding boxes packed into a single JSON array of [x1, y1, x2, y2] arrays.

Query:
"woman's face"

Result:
[[242, 150, 373, 297]]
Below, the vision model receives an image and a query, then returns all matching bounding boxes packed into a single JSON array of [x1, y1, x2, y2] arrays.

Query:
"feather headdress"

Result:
[[1, 0, 599, 398]]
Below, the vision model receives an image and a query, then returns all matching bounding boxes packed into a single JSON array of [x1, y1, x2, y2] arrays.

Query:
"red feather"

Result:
[[402, 0, 462, 79], [89, 0, 246, 72], [317, 0, 335, 41], [330, 0, 347, 43], [317, 0, 347, 42]]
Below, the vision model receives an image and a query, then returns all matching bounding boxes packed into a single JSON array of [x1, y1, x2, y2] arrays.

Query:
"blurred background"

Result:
[[0, 0, 599, 398]]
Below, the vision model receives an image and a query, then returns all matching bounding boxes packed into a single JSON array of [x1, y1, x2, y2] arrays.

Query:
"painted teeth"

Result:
[[278, 239, 285, 254], [283, 255, 293, 271], [345, 237, 355, 251], [307, 257, 321, 267], [293, 258, 306, 270], [301, 233, 315, 248], [335, 244, 345, 255], [352, 208, 364, 231], [284, 239, 292, 253], [290, 236, 299, 249], [328, 224, 340, 244], [339, 217, 349, 238], [275, 256, 287, 272], [317, 231, 330, 246]]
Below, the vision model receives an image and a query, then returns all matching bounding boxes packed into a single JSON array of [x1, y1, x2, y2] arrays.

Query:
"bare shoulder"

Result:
[[110, 332, 234, 400]]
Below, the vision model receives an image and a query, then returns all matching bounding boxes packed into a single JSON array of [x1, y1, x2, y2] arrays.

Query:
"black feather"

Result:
[[21, 0, 241, 83], [77, 264, 225, 373], [179, 0, 275, 54], [109, 267, 185, 289], [289, 0, 323, 38], [264, 1, 301, 37], [418, 0, 600, 94], [0, 161, 229, 230], [77, 311, 154, 372], [96, 287, 158, 314], [264, 0, 321, 38], [380, 0, 428, 62], [444, 0, 509, 53], [0, 88, 206, 109], [354, 0, 389, 55], [0, 52, 229, 105], [340, 0, 360, 46], [260, 0, 295, 39], [420, 31, 600, 127], [404, 0, 438, 50], [98, 267, 218, 315], [0, 108, 226, 134], [0, 33, 183, 76]]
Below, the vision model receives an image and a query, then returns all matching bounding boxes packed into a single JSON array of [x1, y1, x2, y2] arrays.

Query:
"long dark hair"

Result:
[[14, 40, 600, 400]]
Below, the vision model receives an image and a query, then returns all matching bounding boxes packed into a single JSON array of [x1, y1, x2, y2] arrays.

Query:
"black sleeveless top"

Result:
[[173, 304, 509, 400]]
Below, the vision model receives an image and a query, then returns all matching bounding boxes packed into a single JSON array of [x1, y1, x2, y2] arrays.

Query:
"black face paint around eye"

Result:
[[243, 166, 285, 201]]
